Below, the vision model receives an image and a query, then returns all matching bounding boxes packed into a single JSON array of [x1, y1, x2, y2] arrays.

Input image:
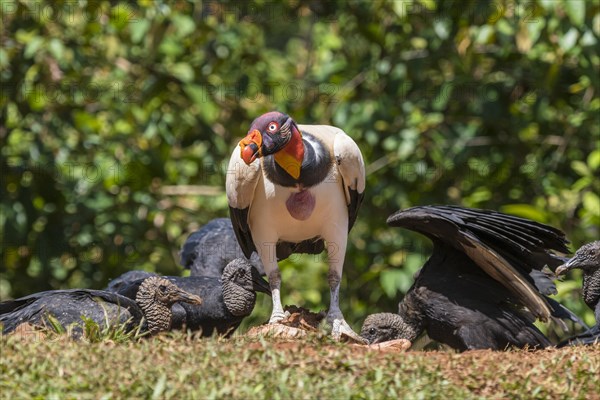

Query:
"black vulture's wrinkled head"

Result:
[[360, 313, 418, 345], [221, 258, 271, 317], [141, 276, 203, 307], [556, 241, 600, 276], [135, 276, 202, 334], [222, 258, 271, 295]]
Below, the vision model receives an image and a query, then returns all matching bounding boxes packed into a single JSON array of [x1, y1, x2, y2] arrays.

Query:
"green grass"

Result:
[[39, 312, 147, 344], [1, 330, 599, 400]]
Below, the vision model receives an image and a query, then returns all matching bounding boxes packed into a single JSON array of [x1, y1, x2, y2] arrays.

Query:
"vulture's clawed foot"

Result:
[[330, 318, 368, 344], [268, 310, 290, 324]]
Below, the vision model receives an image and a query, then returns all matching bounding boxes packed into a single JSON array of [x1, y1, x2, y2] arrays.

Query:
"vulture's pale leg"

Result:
[[325, 239, 368, 344], [266, 268, 287, 323], [256, 240, 286, 323]]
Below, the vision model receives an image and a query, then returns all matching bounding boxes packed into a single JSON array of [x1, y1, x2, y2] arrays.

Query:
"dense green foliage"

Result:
[[1, 1, 599, 328]]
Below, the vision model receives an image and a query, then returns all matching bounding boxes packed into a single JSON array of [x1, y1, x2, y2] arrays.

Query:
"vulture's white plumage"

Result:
[[226, 111, 365, 341]]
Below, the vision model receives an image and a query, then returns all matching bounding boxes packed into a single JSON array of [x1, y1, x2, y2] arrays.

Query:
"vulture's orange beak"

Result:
[[239, 129, 262, 165]]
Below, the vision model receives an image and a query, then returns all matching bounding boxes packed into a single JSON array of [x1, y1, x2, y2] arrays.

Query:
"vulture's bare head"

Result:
[[139, 276, 203, 307], [222, 258, 271, 295], [360, 313, 419, 345], [556, 241, 600, 276], [239, 111, 298, 164], [135, 276, 203, 334], [221, 258, 271, 317]]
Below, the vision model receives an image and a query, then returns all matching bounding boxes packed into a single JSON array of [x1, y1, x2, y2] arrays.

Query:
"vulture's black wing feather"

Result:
[[106, 271, 156, 293], [229, 206, 255, 259], [179, 218, 265, 276], [0, 289, 143, 334], [387, 206, 569, 321], [179, 220, 232, 267]]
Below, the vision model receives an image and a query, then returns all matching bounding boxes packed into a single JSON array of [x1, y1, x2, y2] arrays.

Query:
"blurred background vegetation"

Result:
[[1, 0, 599, 330]]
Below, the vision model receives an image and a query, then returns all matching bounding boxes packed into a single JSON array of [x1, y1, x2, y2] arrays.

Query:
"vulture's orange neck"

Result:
[[274, 128, 304, 180]]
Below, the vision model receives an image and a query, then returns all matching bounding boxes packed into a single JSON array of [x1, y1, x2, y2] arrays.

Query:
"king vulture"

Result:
[[226, 111, 365, 342]]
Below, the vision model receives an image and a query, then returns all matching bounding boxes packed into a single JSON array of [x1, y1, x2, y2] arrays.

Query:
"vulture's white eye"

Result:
[[267, 122, 278, 132]]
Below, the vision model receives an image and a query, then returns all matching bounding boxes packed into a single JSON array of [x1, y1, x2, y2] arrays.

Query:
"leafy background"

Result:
[[1, 0, 599, 330]]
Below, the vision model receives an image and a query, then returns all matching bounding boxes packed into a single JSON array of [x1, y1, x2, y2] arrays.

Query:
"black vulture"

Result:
[[179, 218, 264, 277], [108, 258, 271, 337], [0, 277, 202, 337], [556, 241, 600, 346], [360, 205, 581, 351]]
